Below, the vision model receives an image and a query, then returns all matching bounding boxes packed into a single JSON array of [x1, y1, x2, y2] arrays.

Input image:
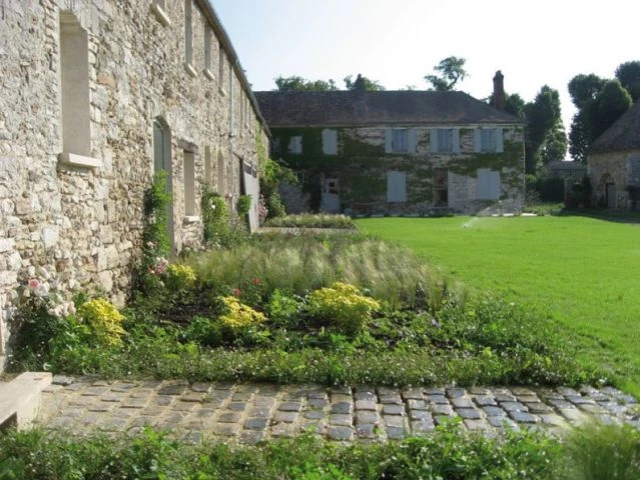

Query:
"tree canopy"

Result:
[[424, 56, 468, 91], [523, 86, 566, 173], [568, 64, 635, 164], [273, 75, 384, 92]]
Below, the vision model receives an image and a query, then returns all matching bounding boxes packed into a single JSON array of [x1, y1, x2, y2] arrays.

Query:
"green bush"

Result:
[[307, 282, 380, 336], [265, 213, 355, 229], [237, 194, 252, 217], [77, 298, 126, 347]]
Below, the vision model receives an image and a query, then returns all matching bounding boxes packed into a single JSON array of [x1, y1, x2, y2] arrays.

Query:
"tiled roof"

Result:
[[254, 90, 523, 127], [591, 102, 640, 153]]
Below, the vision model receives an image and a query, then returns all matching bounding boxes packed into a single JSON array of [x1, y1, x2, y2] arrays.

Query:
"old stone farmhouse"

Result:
[[255, 73, 525, 216], [0, 0, 269, 367], [588, 101, 640, 209]]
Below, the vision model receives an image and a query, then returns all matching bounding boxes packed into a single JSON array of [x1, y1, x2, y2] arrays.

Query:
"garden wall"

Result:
[[0, 0, 268, 369]]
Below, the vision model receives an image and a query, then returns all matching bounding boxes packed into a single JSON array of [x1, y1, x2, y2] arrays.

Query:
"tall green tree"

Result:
[[504, 93, 526, 118], [425, 56, 468, 91], [615, 61, 640, 102], [568, 71, 633, 164], [343, 75, 385, 91], [274, 75, 338, 92], [524, 85, 564, 173]]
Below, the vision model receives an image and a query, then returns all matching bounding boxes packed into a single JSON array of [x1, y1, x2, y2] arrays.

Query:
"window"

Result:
[[430, 129, 459, 154], [474, 128, 504, 153], [627, 154, 640, 187], [204, 146, 212, 185], [151, 0, 171, 26], [217, 151, 225, 195], [387, 171, 407, 203], [476, 169, 501, 200], [392, 129, 408, 153], [289, 136, 302, 154], [59, 12, 99, 167], [153, 118, 174, 249], [433, 168, 448, 206], [183, 151, 196, 216], [184, 0, 196, 76], [218, 46, 226, 95], [385, 128, 416, 153], [439, 129, 453, 153], [204, 26, 214, 80], [322, 129, 338, 155]]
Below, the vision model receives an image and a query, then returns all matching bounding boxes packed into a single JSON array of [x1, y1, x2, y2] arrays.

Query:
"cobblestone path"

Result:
[[36, 376, 639, 444]]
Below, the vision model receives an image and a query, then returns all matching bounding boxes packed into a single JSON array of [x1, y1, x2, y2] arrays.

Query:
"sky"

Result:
[[212, 0, 639, 160]]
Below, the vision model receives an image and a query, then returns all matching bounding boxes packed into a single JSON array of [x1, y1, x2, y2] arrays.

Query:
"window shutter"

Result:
[[385, 129, 393, 153], [496, 128, 504, 153], [452, 128, 460, 153], [490, 171, 501, 198], [322, 129, 338, 155], [387, 171, 407, 202], [476, 168, 489, 199], [474, 129, 482, 152], [408, 129, 417, 153], [430, 129, 438, 153]]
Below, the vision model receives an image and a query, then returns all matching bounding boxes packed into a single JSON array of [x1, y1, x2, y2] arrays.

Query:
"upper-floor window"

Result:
[[475, 127, 504, 153], [218, 46, 226, 95], [430, 128, 460, 154], [151, 0, 171, 27], [184, 0, 196, 76], [385, 128, 416, 154], [204, 25, 214, 80], [289, 136, 302, 154], [392, 129, 408, 153], [322, 129, 338, 155]]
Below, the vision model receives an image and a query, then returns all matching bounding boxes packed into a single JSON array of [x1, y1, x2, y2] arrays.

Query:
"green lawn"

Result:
[[356, 215, 640, 394]]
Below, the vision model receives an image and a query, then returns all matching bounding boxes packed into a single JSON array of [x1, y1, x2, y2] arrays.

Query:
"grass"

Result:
[[356, 215, 640, 394]]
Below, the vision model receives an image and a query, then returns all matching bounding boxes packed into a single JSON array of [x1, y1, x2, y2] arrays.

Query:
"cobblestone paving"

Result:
[[36, 376, 640, 444]]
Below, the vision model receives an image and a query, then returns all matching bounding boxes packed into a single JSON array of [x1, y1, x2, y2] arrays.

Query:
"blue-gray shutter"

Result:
[[496, 128, 504, 153], [474, 128, 482, 152], [385, 129, 393, 153], [408, 129, 418, 153], [430, 129, 438, 153], [452, 128, 460, 153]]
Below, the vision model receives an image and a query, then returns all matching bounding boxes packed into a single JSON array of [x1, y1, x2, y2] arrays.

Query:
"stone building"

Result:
[[255, 73, 525, 216], [0, 0, 269, 368], [588, 101, 640, 209]]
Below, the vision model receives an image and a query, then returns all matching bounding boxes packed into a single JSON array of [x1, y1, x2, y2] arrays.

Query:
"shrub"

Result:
[[265, 213, 355, 229], [562, 422, 640, 480], [307, 282, 380, 336], [237, 194, 252, 217], [266, 289, 303, 328], [77, 298, 126, 347], [218, 296, 266, 329], [166, 263, 197, 291]]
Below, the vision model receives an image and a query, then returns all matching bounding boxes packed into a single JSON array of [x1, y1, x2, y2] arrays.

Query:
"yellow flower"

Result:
[[78, 298, 126, 347], [218, 296, 266, 329]]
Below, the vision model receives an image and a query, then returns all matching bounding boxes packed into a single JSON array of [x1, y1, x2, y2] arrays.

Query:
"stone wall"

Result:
[[273, 125, 525, 215], [588, 150, 640, 209], [0, 0, 268, 369]]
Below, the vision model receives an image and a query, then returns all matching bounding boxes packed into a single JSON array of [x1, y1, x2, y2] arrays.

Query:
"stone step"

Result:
[[0, 372, 52, 430]]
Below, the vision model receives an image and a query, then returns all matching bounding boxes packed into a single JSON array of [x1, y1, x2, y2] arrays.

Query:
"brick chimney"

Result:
[[492, 70, 505, 110]]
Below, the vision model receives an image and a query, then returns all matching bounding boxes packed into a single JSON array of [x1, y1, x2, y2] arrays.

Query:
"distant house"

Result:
[[254, 72, 525, 215], [588, 102, 640, 209]]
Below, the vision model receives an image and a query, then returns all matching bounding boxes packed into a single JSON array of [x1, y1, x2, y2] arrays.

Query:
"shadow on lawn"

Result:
[[559, 208, 640, 225]]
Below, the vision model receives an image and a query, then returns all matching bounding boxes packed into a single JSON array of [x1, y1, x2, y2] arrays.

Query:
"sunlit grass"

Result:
[[357, 215, 640, 394]]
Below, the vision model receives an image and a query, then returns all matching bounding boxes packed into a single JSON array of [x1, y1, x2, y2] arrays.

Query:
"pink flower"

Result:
[[28, 278, 40, 290], [232, 288, 242, 297], [252, 277, 261, 286]]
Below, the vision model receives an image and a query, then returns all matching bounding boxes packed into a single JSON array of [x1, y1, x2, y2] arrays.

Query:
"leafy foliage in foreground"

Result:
[[264, 213, 355, 229], [0, 422, 563, 479]]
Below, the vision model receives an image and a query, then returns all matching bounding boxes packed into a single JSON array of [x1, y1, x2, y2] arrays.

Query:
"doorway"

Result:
[[433, 168, 448, 207]]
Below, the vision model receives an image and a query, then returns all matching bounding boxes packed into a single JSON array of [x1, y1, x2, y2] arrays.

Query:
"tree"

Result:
[[615, 61, 640, 102], [540, 122, 568, 164], [343, 75, 385, 91], [425, 56, 468, 91], [274, 75, 338, 92], [504, 93, 526, 118], [568, 71, 633, 163], [524, 85, 564, 173]]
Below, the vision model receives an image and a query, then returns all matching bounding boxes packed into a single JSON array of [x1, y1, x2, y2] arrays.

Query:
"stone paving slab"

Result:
[[35, 377, 640, 444]]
